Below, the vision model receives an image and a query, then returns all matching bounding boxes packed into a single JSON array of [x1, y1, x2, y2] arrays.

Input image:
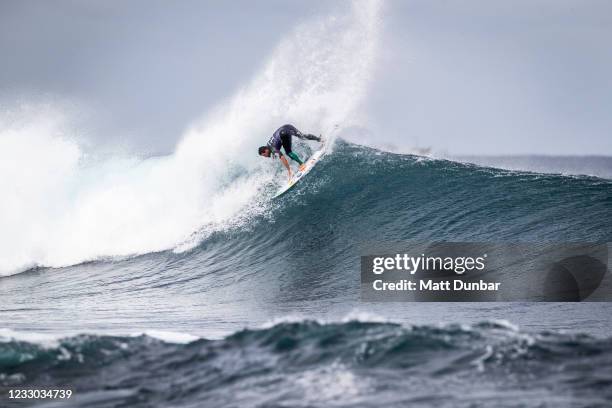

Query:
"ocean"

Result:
[[2, 141, 612, 407]]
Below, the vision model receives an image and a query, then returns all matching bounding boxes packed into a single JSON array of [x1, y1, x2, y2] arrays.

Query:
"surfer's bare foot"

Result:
[[298, 164, 306, 172]]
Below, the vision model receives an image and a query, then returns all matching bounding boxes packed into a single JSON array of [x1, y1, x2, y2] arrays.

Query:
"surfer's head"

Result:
[[258, 146, 271, 157]]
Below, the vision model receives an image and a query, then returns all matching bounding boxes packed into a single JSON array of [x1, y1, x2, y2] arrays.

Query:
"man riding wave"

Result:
[[258, 124, 321, 179]]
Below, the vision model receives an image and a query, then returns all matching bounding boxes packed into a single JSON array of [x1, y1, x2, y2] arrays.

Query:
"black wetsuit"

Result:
[[267, 124, 321, 163]]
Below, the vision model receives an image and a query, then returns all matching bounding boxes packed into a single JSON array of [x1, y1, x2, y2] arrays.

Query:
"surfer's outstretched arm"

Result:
[[279, 155, 292, 179]]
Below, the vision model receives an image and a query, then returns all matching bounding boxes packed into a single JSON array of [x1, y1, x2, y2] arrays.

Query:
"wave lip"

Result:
[[1, 320, 611, 407]]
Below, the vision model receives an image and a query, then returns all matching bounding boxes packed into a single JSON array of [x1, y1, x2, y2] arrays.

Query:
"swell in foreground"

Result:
[[1, 319, 611, 408]]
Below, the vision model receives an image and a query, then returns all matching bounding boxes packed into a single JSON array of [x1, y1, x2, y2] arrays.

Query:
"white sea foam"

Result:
[[132, 330, 200, 344], [0, 0, 381, 276], [0, 328, 61, 348], [0, 327, 199, 346]]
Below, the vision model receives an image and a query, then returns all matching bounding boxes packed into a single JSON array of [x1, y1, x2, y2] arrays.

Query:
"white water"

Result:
[[0, 1, 381, 276]]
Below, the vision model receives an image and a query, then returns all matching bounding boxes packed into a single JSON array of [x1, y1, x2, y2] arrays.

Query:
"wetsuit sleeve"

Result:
[[287, 151, 303, 165], [269, 142, 282, 156]]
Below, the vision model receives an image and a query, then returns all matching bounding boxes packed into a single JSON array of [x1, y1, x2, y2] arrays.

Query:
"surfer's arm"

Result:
[[279, 155, 292, 178]]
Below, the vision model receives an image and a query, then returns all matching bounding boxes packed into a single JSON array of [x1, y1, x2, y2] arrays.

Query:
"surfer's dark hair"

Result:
[[258, 146, 269, 155]]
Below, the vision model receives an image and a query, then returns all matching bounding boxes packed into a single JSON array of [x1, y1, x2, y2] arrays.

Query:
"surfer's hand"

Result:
[[298, 164, 306, 172]]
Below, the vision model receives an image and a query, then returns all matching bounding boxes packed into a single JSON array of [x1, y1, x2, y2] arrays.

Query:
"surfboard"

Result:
[[274, 140, 327, 198]]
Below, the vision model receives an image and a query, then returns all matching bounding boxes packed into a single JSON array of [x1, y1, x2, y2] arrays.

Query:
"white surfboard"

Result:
[[274, 141, 328, 198]]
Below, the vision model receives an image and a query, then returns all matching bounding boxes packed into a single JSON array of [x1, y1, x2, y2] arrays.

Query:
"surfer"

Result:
[[258, 124, 322, 179]]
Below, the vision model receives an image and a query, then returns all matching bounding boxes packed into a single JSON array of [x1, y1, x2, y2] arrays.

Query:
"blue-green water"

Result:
[[1, 140, 611, 407]]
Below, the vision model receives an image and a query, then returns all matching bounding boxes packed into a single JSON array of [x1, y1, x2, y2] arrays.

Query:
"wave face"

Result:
[[1, 320, 611, 408], [262, 140, 612, 243], [2, 140, 611, 336]]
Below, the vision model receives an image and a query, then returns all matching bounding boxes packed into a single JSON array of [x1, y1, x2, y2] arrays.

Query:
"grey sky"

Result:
[[371, 0, 612, 155], [1, 0, 611, 155]]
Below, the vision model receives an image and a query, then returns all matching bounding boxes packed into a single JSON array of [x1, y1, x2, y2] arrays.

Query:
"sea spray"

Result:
[[0, 1, 381, 276]]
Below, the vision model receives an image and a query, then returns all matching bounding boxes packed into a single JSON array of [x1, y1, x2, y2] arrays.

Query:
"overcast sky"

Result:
[[1, 0, 611, 155]]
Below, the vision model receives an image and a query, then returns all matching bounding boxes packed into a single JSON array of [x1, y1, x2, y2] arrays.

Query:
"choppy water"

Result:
[[2, 320, 612, 407]]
